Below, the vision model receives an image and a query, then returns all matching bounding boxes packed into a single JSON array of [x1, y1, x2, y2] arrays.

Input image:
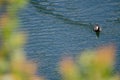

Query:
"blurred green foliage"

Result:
[[0, 0, 120, 80], [0, 0, 43, 80], [59, 45, 120, 80]]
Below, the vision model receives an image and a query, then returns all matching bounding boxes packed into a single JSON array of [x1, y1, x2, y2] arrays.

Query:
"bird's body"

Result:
[[93, 24, 101, 32], [93, 24, 101, 38]]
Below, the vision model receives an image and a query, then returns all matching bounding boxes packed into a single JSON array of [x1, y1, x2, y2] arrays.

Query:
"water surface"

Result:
[[19, 0, 120, 80]]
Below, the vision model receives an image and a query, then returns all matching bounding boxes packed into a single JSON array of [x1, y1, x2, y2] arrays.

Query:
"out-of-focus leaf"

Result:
[[60, 45, 119, 80], [94, 45, 115, 67], [59, 57, 80, 80], [0, 0, 43, 80]]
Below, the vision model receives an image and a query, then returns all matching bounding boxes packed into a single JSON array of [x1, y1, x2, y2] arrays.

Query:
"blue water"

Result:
[[19, 0, 120, 80]]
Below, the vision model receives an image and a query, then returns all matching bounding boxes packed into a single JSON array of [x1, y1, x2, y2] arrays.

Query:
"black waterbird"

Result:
[[93, 24, 101, 38]]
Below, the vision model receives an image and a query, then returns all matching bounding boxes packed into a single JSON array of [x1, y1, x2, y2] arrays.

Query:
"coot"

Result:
[[93, 24, 101, 32], [93, 24, 101, 38]]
